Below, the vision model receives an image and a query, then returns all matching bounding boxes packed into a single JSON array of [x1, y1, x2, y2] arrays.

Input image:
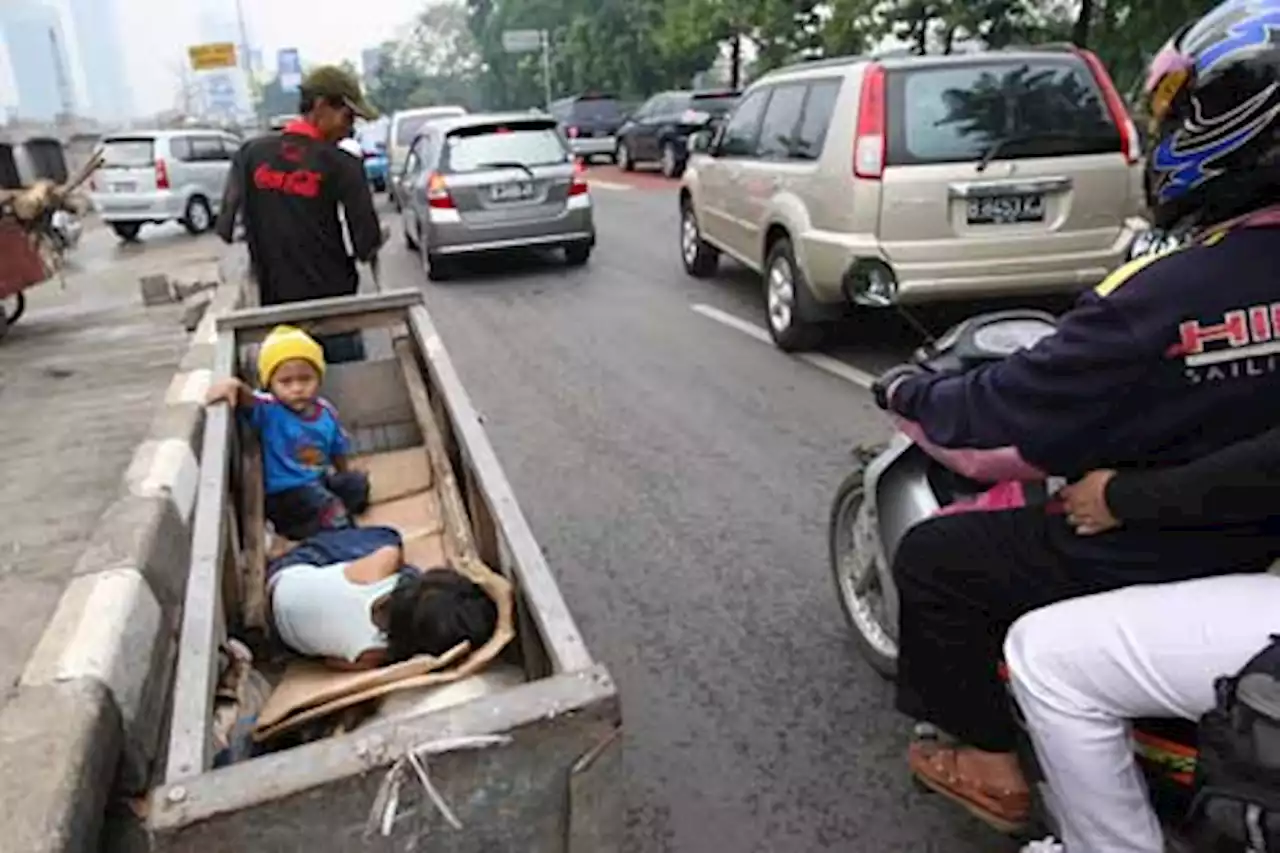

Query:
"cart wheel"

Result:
[[2, 293, 25, 325]]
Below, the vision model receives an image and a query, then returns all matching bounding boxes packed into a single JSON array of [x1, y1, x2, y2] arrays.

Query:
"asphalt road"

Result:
[[377, 178, 1019, 853]]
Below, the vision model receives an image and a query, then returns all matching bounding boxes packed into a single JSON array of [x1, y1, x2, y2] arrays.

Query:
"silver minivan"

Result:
[[90, 129, 241, 242]]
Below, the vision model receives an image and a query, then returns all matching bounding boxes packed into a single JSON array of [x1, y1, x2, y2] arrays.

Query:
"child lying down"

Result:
[[267, 526, 497, 671]]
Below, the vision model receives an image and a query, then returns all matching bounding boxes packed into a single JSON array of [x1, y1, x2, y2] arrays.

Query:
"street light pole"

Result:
[[232, 0, 257, 122], [540, 30, 552, 111]]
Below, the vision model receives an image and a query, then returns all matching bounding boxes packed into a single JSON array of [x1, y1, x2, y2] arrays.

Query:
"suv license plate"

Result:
[[112, 182, 137, 194], [967, 194, 1045, 225], [490, 181, 535, 202]]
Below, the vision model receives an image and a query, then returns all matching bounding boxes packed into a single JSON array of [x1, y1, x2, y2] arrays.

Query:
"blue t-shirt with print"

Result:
[[244, 392, 350, 495]]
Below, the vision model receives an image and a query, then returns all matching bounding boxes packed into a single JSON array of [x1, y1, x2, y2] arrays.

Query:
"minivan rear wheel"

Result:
[[183, 196, 212, 235], [764, 237, 824, 352]]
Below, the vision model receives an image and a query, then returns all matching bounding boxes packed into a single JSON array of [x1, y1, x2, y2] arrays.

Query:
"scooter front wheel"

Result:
[[829, 466, 899, 678]]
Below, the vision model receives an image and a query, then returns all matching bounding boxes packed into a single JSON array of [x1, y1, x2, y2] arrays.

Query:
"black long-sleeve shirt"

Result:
[[1106, 426, 1280, 527], [217, 120, 382, 306]]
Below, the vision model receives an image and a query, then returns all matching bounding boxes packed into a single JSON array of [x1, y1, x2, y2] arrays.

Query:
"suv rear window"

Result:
[[690, 92, 739, 113], [396, 111, 462, 146], [571, 97, 623, 122], [101, 138, 155, 168], [441, 123, 570, 173], [886, 59, 1121, 166]]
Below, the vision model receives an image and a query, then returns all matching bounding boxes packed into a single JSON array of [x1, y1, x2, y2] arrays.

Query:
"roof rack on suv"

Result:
[[761, 53, 866, 77]]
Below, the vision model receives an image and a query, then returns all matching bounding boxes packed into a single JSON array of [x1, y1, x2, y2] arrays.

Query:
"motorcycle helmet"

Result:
[[1142, 0, 1280, 229]]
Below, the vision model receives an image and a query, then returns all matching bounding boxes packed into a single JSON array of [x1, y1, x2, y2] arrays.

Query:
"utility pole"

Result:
[[540, 29, 552, 111], [233, 0, 258, 122], [730, 30, 742, 91]]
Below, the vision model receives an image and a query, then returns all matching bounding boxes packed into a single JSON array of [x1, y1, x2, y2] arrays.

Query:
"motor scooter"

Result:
[[826, 236, 1208, 844]]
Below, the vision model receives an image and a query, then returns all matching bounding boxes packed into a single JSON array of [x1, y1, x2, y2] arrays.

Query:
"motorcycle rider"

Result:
[[874, 0, 1280, 831], [1005, 423, 1280, 853]]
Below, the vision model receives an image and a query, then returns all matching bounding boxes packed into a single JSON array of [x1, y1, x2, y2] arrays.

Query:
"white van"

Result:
[[388, 105, 467, 209]]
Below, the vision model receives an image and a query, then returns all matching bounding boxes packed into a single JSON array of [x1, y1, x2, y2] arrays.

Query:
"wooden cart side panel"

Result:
[[406, 306, 593, 675], [152, 715, 620, 853], [216, 290, 423, 332], [150, 666, 618, 835], [164, 333, 235, 784]]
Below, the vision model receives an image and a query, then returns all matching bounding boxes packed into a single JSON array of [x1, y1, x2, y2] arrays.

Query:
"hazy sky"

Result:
[[2, 0, 426, 116]]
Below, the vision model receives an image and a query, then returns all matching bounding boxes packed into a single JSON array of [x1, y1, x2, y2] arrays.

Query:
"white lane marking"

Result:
[[587, 179, 633, 191], [690, 303, 877, 390]]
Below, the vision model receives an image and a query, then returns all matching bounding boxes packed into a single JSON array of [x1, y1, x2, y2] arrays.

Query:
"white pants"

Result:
[[1004, 574, 1280, 853]]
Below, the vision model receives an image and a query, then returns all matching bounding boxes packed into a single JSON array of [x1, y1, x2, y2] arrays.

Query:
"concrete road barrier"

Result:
[[0, 264, 246, 853]]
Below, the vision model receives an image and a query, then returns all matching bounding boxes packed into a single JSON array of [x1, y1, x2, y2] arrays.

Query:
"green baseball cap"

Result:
[[301, 65, 377, 119]]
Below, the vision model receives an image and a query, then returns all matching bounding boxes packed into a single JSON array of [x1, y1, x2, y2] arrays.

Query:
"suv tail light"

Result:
[[569, 159, 589, 196], [426, 172, 454, 209], [854, 63, 886, 179], [155, 158, 170, 189], [1076, 48, 1140, 165]]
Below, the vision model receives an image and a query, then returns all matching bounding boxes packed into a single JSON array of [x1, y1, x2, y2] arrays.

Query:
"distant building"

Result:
[[361, 47, 383, 85], [65, 0, 131, 122], [0, 0, 75, 121]]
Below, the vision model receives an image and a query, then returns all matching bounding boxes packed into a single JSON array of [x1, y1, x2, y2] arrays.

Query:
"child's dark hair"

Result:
[[385, 568, 498, 663]]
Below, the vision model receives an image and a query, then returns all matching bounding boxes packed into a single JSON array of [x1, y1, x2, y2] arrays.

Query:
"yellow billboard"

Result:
[[188, 43, 238, 71]]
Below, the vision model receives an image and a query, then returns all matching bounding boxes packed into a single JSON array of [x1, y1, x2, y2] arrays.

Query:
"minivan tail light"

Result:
[[155, 158, 170, 189], [1076, 48, 1140, 165], [569, 159, 589, 196], [854, 63, 886, 179], [426, 172, 454, 209]]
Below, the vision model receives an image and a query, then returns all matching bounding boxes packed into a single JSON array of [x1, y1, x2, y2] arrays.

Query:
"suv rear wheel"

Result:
[[764, 237, 824, 352], [616, 141, 634, 172], [680, 202, 718, 278], [660, 142, 682, 178]]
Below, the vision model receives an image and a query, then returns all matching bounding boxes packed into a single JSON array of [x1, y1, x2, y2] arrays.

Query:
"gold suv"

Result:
[[678, 47, 1148, 351]]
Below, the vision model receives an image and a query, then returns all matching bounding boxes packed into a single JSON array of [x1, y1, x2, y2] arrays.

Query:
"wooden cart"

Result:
[[147, 290, 622, 851]]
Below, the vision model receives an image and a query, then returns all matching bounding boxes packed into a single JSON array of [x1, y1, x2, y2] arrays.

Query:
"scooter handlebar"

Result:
[[872, 365, 924, 411]]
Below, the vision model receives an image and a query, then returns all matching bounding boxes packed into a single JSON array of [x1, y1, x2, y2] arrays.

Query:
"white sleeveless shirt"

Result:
[[270, 563, 399, 662]]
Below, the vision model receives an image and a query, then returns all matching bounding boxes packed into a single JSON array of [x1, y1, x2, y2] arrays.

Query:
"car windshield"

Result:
[[888, 59, 1121, 165], [441, 125, 570, 173], [571, 98, 623, 122], [690, 94, 739, 115], [100, 138, 155, 168], [396, 112, 460, 146]]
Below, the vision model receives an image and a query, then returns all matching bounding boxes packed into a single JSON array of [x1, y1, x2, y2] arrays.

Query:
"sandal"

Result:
[[908, 740, 1031, 834]]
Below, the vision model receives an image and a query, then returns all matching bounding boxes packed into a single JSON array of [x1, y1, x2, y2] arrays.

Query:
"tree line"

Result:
[[347, 0, 1221, 116]]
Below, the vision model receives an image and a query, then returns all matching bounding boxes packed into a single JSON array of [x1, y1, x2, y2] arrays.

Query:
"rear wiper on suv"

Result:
[[974, 130, 1098, 173], [476, 161, 536, 177]]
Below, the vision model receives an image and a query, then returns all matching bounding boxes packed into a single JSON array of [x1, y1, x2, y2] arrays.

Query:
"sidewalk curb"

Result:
[[0, 267, 245, 853]]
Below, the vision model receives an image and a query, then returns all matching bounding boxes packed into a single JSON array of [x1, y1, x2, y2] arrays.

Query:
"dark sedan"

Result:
[[615, 89, 739, 178]]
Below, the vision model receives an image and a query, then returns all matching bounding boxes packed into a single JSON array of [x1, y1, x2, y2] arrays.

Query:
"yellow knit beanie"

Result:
[[257, 325, 326, 387]]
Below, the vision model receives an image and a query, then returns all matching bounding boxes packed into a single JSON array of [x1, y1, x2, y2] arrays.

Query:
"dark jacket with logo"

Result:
[[217, 121, 382, 306], [888, 219, 1280, 572]]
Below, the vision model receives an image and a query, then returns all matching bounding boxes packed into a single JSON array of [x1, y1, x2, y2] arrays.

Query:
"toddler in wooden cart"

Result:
[[206, 324, 370, 541]]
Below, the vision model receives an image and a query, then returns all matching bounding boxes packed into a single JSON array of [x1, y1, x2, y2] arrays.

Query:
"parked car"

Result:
[[90, 129, 241, 242], [616, 89, 739, 177], [388, 106, 468, 210], [679, 47, 1147, 351], [399, 112, 595, 281], [549, 93, 627, 162], [361, 140, 389, 192]]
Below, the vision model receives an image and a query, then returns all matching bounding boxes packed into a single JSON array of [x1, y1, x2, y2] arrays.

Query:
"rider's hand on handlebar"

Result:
[[872, 365, 924, 411]]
